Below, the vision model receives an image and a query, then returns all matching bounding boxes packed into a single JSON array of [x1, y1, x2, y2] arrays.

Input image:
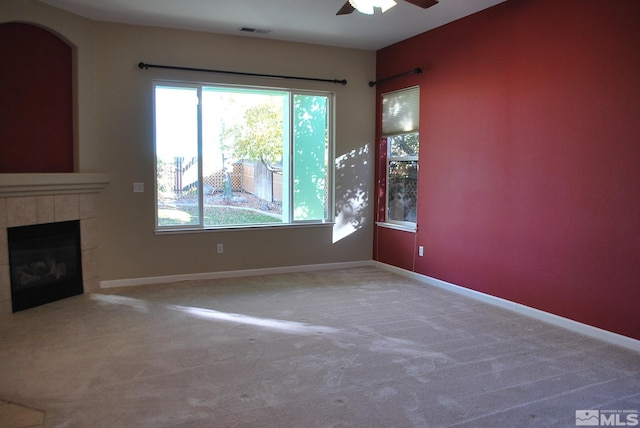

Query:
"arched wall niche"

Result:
[[0, 21, 76, 173]]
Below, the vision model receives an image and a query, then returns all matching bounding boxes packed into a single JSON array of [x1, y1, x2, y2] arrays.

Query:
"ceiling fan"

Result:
[[337, 0, 438, 15]]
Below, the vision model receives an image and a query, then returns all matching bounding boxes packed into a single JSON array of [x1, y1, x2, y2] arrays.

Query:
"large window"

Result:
[[382, 86, 419, 228], [154, 83, 333, 230]]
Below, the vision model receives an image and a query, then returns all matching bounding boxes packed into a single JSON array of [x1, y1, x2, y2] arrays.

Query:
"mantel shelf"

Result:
[[0, 173, 111, 197]]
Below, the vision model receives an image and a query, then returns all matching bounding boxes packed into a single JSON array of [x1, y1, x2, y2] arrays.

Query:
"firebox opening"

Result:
[[8, 220, 83, 312]]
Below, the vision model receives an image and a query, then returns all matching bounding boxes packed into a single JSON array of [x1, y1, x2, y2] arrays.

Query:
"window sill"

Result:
[[376, 222, 416, 233], [155, 221, 335, 235]]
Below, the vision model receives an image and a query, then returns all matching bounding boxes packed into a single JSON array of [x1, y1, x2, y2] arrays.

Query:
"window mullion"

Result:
[[288, 92, 295, 223], [389, 156, 418, 162], [197, 86, 204, 227]]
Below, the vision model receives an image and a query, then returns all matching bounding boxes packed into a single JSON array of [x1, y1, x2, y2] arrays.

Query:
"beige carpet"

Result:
[[0, 267, 638, 427]]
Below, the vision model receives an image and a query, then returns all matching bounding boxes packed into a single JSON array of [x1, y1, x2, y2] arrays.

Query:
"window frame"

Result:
[[153, 80, 335, 232], [379, 86, 420, 232], [385, 132, 419, 230]]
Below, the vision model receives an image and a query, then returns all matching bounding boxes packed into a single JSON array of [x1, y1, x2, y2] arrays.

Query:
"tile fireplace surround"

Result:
[[0, 173, 110, 315]]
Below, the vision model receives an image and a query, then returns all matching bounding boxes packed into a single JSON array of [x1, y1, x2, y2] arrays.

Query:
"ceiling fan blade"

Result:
[[403, 0, 439, 9], [336, 1, 355, 15]]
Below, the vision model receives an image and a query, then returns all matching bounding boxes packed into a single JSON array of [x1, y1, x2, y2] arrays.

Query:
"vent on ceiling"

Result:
[[239, 27, 272, 34]]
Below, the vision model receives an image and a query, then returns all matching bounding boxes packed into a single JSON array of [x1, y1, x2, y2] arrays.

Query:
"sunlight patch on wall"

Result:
[[333, 144, 370, 243]]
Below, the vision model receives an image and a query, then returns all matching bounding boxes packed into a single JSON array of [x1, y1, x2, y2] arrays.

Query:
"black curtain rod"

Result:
[[369, 67, 422, 87], [138, 62, 347, 85]]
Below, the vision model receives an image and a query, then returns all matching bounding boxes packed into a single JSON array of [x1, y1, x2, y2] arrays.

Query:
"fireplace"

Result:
[[0, 172, 110, 315], [8, 220, 83, 312]]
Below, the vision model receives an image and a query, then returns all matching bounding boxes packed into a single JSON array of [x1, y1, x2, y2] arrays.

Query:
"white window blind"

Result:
[[381, 86, 420, 137]]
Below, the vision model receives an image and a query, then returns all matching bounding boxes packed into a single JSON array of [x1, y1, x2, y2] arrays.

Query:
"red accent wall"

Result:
[[376, 226, 416, 272], [0, 23, 73, 173], [375, 0, 640, 340]]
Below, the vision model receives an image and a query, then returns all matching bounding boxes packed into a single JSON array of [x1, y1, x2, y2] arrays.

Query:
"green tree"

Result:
[[223, 98, 283, 169]]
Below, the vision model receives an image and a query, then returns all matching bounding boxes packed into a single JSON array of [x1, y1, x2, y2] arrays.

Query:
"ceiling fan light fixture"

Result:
[[348, 0, 373, 14], [348, 0, 397, 15], [378, 0, 398, 13]]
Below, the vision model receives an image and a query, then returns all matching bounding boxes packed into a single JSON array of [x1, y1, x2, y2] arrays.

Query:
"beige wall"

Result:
[[1, 0, 376, 282]]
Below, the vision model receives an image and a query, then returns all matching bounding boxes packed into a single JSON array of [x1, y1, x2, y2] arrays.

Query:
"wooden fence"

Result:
[[175, 158, 281, 202]]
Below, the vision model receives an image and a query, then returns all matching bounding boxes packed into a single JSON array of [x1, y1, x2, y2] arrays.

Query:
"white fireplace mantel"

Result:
[[0, 173, 111, 197]]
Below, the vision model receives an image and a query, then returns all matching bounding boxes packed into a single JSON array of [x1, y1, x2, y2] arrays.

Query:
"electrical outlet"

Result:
[[133, 182, 144, 193], [418, 246, 424, 257], [217, 243, 223, 254]]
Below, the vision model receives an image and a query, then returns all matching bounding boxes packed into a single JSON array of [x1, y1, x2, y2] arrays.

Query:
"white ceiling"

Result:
[[39, 0, 507, 51]]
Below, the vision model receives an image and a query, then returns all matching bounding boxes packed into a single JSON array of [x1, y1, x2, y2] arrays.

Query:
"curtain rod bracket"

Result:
[[369, 67, 422, 87], [138, 62, 347, 85]]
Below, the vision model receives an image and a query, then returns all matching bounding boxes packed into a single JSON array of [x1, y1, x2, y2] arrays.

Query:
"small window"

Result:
[[382, 86, 419, 228], [154, 83, 333, 230]]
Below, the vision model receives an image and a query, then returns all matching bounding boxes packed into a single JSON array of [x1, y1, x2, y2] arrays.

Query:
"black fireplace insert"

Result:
[[8, 220, 83, 312]]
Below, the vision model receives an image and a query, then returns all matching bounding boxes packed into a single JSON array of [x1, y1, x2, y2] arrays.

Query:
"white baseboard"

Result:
[[373, 261, 640, 353], [100, 260, 374, 289]]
